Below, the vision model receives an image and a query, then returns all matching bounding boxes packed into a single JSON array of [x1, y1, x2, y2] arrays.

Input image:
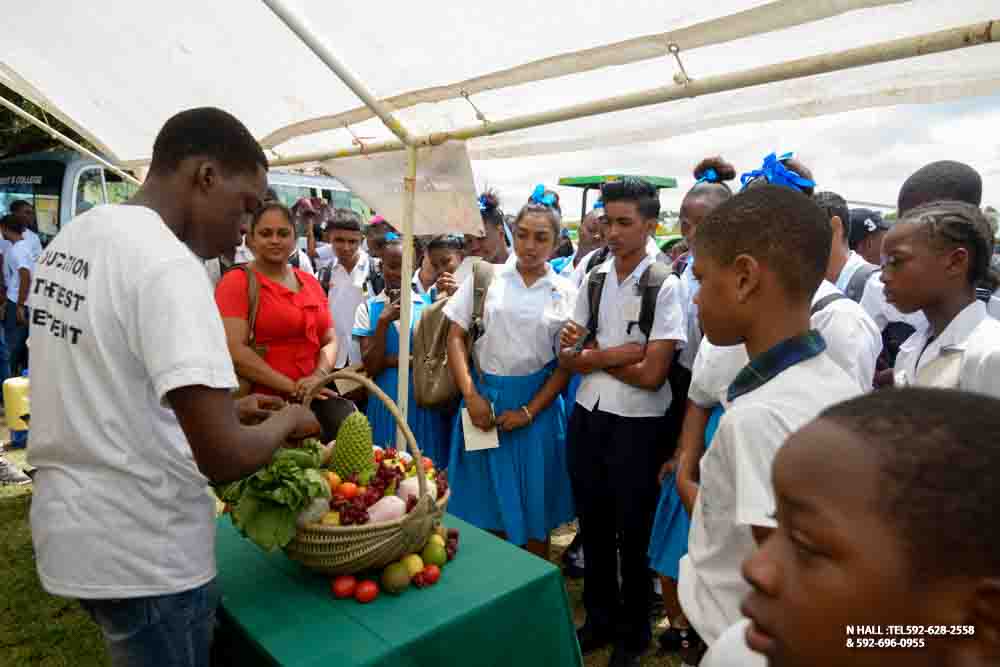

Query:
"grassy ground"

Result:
[[1, 455, 679, 667]]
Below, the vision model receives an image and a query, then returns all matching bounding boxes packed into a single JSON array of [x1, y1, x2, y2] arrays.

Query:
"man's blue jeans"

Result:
[[79, 580, 219, 667]]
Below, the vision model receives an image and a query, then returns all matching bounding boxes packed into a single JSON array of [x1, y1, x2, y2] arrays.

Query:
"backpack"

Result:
[[844, 263, 879, 303], [585, 245, 612, 273], [585, 259, 688, 462], [412, 260, 495, 409], [317, 256, 383, 297], [810, 291, 848, 315]]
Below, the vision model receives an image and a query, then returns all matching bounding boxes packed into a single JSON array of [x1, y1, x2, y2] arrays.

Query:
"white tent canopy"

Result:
[[5, 0, 997, 441], [3, 1, 998, 168]]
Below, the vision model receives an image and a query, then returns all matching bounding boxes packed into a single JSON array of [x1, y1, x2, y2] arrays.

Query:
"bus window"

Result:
[[75, 166, 105, 216], [0, 160, 65, 242], [105, 169, 139, 205], [269, 184, 311, 208]]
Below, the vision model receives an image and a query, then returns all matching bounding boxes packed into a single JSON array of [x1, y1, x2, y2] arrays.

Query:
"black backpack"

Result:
[[843, 263, 879, 303], [583, 260, 686, 463]]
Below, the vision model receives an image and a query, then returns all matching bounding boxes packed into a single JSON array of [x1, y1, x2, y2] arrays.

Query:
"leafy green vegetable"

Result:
[[220, 439, 330, 552]]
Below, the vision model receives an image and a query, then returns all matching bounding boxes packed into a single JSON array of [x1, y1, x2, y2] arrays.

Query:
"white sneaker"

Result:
[[0, 456, 31, 485]]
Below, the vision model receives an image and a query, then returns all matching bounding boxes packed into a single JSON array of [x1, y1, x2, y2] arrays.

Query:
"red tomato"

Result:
[[339, 482, 359, 500], [422, 457, 434, 470], [422, 565, 441, 585], [331, 576, 357, 599], [374, 450, 384, 464], [355, 580, 379, 604]]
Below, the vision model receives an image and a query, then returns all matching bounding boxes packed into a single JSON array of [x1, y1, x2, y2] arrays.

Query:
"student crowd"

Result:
[[17, 107, 1000, 667]]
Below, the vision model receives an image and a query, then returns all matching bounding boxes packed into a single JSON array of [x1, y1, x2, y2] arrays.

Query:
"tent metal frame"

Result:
[[262, 0, 996, 445], [0, 94, 141, 185]]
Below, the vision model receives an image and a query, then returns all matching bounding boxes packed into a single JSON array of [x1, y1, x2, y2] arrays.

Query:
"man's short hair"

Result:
[[898, 160, 982, 215], [600, 177, 660, 221], [327, 208, 363, 233], [148, 107, 268, 176], [694, 185, 832, 301], [813, 191, 851, 246]]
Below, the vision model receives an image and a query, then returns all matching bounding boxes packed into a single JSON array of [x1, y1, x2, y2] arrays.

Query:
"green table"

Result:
[[214, 515, 583, 667]]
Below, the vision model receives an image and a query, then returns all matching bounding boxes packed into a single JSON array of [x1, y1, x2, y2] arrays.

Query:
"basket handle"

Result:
[[304, 369, 428, 500]]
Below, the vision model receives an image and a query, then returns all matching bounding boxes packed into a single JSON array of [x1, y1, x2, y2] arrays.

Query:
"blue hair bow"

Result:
[[592, 198, 604, 211], [696, 168, 719, 184], [478, 194, 490, 212], [384, 231, 400, 242], [739, 152, 815, 193], [529, 184, 557, 207]]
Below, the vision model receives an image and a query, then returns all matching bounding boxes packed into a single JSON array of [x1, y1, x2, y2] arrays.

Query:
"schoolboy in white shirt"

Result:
[[676, 186, 861, 654], [321, 209, 373, 369], [559, 178, 686, 667]]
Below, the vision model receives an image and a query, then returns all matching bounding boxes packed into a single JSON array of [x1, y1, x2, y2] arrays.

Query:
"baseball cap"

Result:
[[848, 208, 891, 249]]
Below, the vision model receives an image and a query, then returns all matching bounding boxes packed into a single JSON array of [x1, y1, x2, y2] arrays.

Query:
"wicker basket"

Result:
[[284, 369, 450, 575]]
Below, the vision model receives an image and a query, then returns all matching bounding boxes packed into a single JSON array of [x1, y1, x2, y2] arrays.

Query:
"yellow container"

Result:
[[3, 376, 30, 431]]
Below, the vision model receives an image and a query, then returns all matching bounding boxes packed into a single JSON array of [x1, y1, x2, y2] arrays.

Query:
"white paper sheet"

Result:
[[462, 408, 499, 451]]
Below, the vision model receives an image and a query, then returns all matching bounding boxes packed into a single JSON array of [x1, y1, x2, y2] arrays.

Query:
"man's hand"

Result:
[[559, 321, 588, 350], [435, 272, 459, 298], [378, 301, 401, 325], [236, 394, 285, 424], [16, 305, 27, 326], [283, 404, 322, 440]]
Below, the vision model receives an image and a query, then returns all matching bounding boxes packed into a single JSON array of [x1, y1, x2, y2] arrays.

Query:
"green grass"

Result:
[[2, 452, 679, 667], [0, 451, 106, 666]]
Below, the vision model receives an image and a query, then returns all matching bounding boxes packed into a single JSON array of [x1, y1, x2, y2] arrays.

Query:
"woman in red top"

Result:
[[216, 202, 338, 407]]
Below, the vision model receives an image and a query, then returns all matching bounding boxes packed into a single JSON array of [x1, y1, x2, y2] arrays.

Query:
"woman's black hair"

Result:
[[514, 202, 562, 239], [691, 156, 737, 195], [820, 387, 1000, 579], [479, 190, 505, 229], [600, 177, 660, 220], [427, 234, 465, 252], [900, 200, 993, 287], [250, 201, 294, 233]]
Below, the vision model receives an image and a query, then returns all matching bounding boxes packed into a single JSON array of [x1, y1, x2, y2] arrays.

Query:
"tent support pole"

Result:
[[0, 94, 140, 185], [395, 145, 418, 450], [261, 0, 414, 147], [270, 19, 999, 167]]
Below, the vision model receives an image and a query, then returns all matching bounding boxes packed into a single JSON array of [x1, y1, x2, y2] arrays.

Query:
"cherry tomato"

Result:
[[422, 457, 434, 470], [355, 580, 379, 604], [422, 564, 441, 585], [339, 482, 359, 500], [331, 576, 357, 599]]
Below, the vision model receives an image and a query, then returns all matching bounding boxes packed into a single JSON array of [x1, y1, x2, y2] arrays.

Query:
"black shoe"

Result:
[[608, 642, 643, 667], [576, 624, 614, 655], [659, 626, 699, 652]]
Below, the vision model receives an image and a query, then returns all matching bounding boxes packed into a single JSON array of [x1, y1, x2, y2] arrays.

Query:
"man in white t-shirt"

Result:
[[1, 215, 36, 380], [27, 108, 320, 667]]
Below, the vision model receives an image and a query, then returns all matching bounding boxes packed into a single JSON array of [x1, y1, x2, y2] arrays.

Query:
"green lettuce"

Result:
[[221, 439, 330, 552]]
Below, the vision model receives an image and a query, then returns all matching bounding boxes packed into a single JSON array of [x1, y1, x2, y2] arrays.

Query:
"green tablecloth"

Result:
[[214, 515, 583, 667]]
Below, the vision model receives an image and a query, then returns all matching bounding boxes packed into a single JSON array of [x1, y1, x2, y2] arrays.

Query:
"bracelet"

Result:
[[521, 406, 533, 422]]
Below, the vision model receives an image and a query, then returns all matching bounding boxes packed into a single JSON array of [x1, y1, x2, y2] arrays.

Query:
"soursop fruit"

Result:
[[331, 412, 376, 484]]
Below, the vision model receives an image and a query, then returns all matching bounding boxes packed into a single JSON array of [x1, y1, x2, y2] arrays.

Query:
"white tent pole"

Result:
[[0, 94, 141, 185], [261, 0, 414, 147], [395, 146, 418, 449], [269, 19, 998, 167]]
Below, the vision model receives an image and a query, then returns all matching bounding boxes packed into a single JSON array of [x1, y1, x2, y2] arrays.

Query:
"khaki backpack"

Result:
[[412, 260, 495, 409]]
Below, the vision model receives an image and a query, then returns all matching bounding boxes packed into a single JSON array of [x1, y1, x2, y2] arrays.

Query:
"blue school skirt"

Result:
[[563, 374, 583, 418], [446, 364, 575, 546], [648, 405, 724, 579], [367, 366, 451, 467]]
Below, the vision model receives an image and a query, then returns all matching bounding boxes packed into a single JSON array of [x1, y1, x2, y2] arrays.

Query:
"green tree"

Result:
[[0, 83, 94, 158]]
